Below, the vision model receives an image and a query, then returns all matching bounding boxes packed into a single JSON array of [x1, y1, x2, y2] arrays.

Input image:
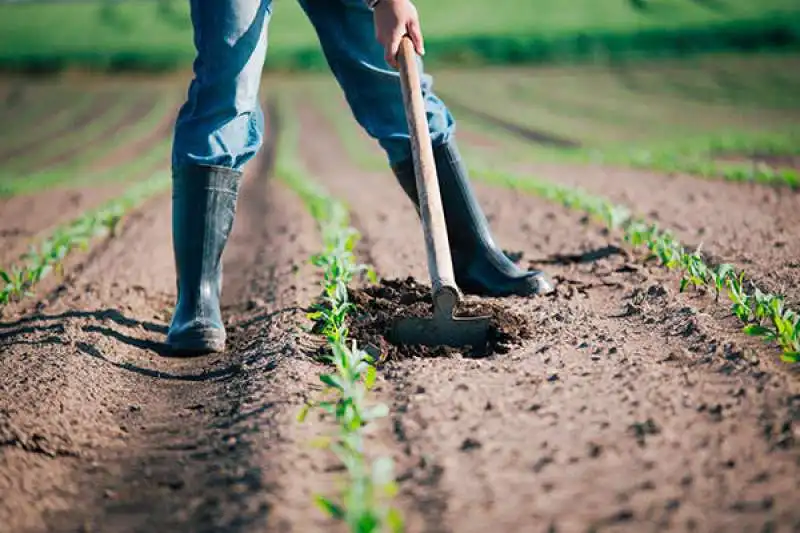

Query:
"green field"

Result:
[[1, 0, 800, 72]]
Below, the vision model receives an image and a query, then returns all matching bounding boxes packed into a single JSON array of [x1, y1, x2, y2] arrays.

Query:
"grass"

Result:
[[271, 96, 402, 532], [1, 0, 799, 72], [0, 170, 170, 305], [472, 166, 800, 363]]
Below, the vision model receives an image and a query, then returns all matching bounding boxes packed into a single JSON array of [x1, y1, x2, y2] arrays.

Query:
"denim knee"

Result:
[[172, 0, 272, 171]]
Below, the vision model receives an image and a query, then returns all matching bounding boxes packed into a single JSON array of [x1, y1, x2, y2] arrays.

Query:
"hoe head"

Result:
[[391, 286, 491, 348]]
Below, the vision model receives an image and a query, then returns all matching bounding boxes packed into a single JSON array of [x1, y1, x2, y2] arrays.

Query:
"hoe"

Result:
[[390, 36, 492, 349]]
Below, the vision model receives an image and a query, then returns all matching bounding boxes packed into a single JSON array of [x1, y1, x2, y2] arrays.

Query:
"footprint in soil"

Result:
[[309, 277, 533, 360]]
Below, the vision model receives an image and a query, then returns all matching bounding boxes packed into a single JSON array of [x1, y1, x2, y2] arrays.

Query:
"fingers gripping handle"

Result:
[[396, 36, 460, 303]]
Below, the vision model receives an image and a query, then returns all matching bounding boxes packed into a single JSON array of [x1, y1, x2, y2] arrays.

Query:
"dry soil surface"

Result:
[[0, 100, 798, 533]]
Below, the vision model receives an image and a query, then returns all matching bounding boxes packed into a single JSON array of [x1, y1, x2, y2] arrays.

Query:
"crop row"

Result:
[[0, 171, 170, 306], [1, 91, 178, 197], [309, 93, 799, 362], [272, 99, 402, 532], [452, 102, 800, 188], [473, 166, 799, 362]]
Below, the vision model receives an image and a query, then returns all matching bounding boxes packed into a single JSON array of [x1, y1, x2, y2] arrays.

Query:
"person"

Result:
[[167, 0, 554, 355]]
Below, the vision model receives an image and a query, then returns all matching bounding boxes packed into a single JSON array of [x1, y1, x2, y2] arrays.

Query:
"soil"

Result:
[[25, 91, 160, 174], [296, 102, 800, 532], [343, 277, 532, 360], [497, 158, 800, 309], [715, 153, 800, 174], [0, 98, 176, 268], [0, 91, 120, 165], [0, 183, 132, 267], [0, 88, 799, 533]]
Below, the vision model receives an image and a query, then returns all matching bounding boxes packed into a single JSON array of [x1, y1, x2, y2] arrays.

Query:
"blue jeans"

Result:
[[172, 0, 456, 171]]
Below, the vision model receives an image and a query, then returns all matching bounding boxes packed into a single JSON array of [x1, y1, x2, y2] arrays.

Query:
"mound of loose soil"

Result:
[[344, 277, 532, 360]]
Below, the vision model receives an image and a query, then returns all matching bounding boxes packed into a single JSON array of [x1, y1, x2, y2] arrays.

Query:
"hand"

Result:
[[372, 0, 424, 68]]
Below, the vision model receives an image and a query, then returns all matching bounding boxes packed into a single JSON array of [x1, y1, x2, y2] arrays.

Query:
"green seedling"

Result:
[[472, 166, 800, 364], [276, 96, 402, 533], [708, 263, 734, 302], [0, 171, 170, 307]]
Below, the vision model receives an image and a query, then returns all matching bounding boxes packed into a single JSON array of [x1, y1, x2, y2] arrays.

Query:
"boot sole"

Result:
[[166, 329, 226, 357]]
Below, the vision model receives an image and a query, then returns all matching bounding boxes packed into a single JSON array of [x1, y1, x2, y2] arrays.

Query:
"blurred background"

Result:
[[0, 0, 799, 72], [0, 0, 798, 207]]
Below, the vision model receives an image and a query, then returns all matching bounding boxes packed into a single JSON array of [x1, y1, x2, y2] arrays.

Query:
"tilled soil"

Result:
[[456, 122, 800, 308], [298, 102, 800, 532], [0, 131, 340, 532], [507, 159, 800, 308], [1, 88, 799, 533]]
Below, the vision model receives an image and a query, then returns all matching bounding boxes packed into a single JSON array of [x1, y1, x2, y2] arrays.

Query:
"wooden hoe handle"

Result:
[[396, 36, 460, 303]]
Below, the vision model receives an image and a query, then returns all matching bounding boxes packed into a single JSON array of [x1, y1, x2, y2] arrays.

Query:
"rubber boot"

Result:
[[166, 164, 241, 355], [391, 140, 554, 297]]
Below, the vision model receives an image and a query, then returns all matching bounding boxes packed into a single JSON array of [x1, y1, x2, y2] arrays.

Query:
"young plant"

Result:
[[0, 172, 169, 306], [274, 98, 402, 532], [472, 166, 800, 363]]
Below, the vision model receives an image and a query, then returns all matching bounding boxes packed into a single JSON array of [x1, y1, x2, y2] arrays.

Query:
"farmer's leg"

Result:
[[168, 0, 272, 355], [297, 0, 553, 297]]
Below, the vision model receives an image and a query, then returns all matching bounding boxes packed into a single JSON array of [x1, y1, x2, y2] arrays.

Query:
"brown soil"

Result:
[[298, 102, 800, 532], [715, 153, 800, 174], [0, 182, 132, 267], [85, 95, 178, 175], [0, 90, 119, 165], [1, 87, 799, 533], [23, 91, 160, 174], [343, 277, 532, 360], [491, 156, 800, 309], [0, 126, 341, 533], [0, 101, 176, 269]]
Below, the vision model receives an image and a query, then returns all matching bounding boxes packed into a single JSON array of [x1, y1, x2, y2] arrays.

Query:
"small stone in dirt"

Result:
[[460, 437, 482, 451], [547, 373, 559, 382], [608, 346, 618, 354], [731, 496, 774, 513], [609, 509, 634, 523], [665, 499, 681, 511], [588, 442, 602, 458], [104, 489, 117, 500], [415, 385, 426, 394], [680, 474, 693, 487], [532, 456, 553, 473], [629, 418, 661, 447], [128, 404, 141, 412], [529, 404, 542, 412], [485, 401, 493, 411], [161, 478, 185, 491]]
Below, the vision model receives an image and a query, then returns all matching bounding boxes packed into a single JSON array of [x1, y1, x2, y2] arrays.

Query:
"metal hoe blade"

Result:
[[391, 286, 491, 348]]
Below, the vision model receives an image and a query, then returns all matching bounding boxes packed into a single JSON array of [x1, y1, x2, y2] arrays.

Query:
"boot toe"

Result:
[[167, 320, 226, 356]]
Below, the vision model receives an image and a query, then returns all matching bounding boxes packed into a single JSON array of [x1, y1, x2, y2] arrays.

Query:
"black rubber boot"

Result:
[[391, 140, 554, 297], [166, 164, 241, 356]]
